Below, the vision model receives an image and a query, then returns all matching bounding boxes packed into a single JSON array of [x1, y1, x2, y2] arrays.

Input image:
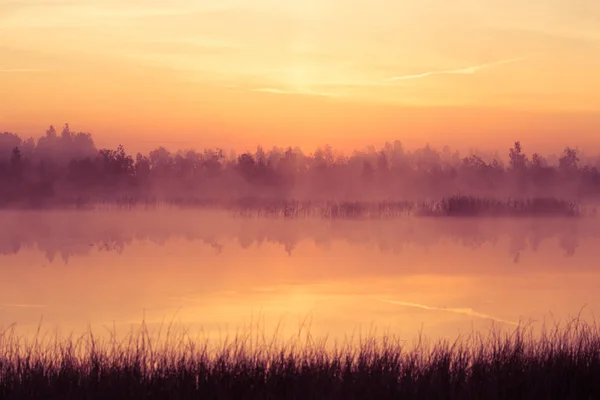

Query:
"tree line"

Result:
[[1, 124, 600, 206]]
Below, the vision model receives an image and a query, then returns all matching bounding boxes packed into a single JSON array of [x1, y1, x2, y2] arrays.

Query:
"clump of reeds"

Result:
[[228, 196, 588, 219], [1, 319, 600, 399], [5, 195, 595, 218], [419, 196, 584, 218]]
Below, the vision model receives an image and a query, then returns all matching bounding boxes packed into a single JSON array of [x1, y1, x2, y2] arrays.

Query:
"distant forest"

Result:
[[1, 124, 600, 206]]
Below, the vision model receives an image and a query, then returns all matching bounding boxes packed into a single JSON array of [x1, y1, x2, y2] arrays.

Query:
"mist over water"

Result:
[[2, 126, 600, 204], [3, 3, 599, 395], [0, 209, 593, 261], [1, 126, 599, 345]]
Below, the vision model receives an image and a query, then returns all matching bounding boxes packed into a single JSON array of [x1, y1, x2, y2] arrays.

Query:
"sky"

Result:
[[1, 0, 599, 153]]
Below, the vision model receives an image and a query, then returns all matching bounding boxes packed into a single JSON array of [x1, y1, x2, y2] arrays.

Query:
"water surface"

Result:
[[1, 210, 598, 343]]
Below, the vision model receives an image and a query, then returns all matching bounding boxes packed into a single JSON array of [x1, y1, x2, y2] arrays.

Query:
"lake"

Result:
[[1, 209, 598, 344]]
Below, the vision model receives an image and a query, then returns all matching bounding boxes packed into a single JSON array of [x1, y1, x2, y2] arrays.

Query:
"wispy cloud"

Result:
[[0, 68, 46, 72], [252, 88, 295, 95], [252, 87, 343, 98], [386, 57, 525, 81], [380, 299, 519, 326], [0, 303, 48, 309]]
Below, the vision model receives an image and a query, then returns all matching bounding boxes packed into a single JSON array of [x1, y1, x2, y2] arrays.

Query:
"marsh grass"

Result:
[[47, 195, 593, 219], [1, 319, 600, 399], [419, 196, 584, 218], [210, 196, 589, 218]]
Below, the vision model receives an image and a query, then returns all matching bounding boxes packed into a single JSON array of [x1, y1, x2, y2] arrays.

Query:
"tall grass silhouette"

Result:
[[1, 319, 600, 399]]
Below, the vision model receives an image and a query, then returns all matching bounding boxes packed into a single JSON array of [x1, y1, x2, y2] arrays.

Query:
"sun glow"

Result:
[[1, 0, 599, 152]]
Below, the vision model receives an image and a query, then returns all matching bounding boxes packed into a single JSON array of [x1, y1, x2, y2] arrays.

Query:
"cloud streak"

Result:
[[0, 303, 49, 309], [380, 299, 519, 326], [0, 68, 46, 72], [252, 87, 343, 98], [386, 57, 525, 81]]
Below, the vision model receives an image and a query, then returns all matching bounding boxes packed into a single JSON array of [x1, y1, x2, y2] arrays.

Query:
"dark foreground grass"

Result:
[[2, 320, 600, 399]]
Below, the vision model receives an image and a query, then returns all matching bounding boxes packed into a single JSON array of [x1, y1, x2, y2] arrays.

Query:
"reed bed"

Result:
[[228, 196, 587, 218], [1, 319, 600, 399], [28, 195, 592, 219]]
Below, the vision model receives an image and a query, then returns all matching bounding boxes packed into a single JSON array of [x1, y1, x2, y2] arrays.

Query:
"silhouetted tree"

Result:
[[509, 141, 528, 171], [1, 125, 600, 205], [237, 153, 256, 182], [0, 132, 21, 161], [10, 147, 23, 186], [559, 147, 579, 173]]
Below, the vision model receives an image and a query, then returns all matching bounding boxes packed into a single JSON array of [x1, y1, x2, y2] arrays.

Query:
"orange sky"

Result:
[[1, 0, 599, 154]]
